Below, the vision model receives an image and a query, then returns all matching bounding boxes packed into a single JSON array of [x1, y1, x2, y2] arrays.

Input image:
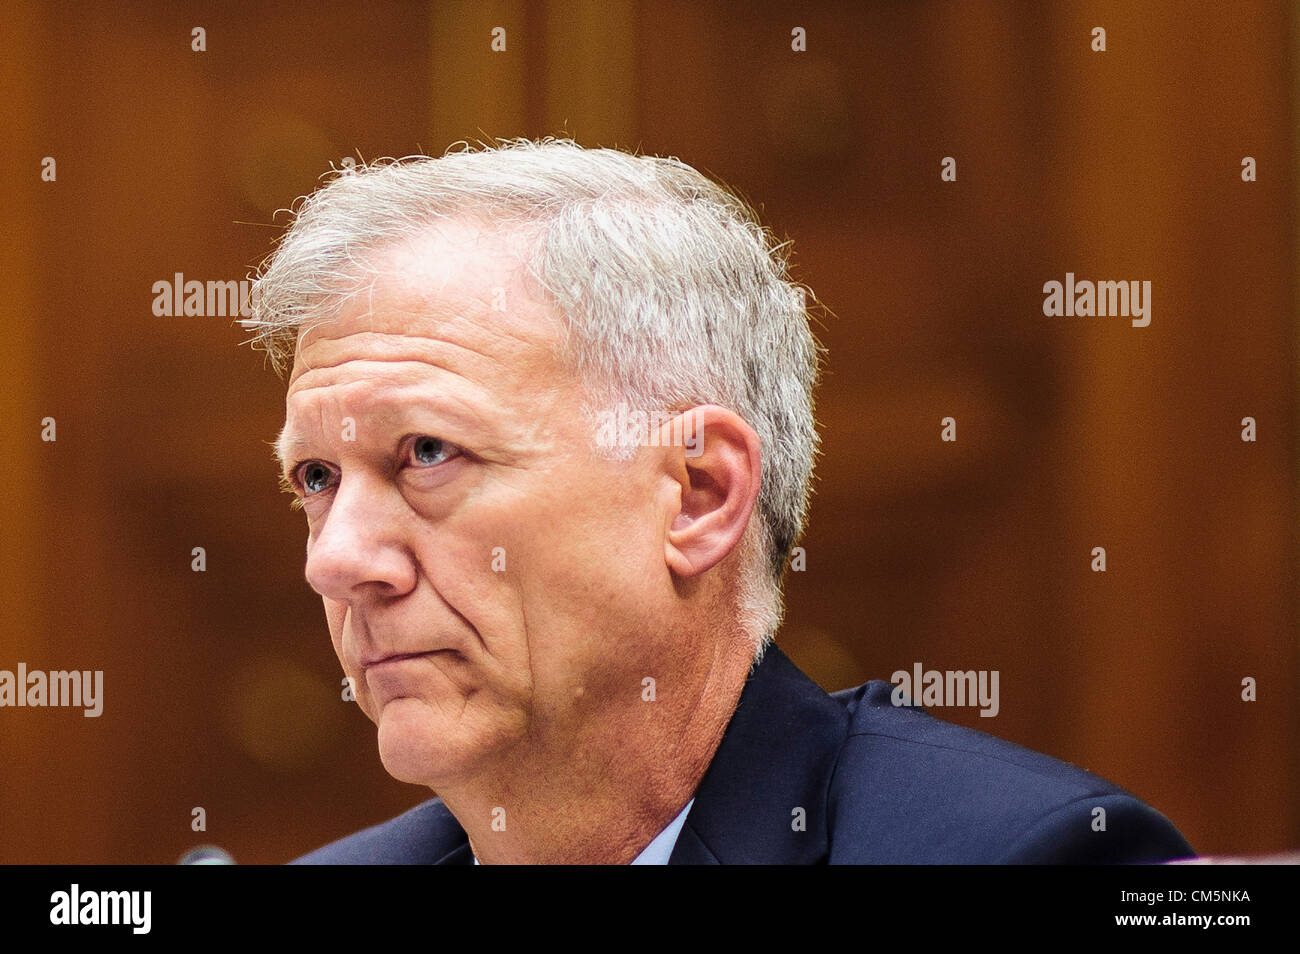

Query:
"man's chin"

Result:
[[373, 697, 481, 787]]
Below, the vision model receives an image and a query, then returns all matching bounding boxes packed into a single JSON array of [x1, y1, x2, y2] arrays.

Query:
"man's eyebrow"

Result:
[[274, 428, 309, 470]]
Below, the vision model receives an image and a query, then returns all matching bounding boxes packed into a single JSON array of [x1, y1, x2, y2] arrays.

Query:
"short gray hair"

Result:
[[246, 138, 823, 659]]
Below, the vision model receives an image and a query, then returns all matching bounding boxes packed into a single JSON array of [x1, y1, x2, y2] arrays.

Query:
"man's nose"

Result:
[[303, 476, 417, 601]]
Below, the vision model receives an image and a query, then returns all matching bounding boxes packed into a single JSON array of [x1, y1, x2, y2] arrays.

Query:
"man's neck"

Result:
[[441, 637, 754, 864]]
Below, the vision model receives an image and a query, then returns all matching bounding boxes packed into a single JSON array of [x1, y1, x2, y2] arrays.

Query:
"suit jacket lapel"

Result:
[[669, 644, 848, 864], [435, 840, 474, 865]]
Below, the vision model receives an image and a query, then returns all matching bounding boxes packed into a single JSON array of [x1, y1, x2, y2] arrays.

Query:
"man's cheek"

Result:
[[322, 598, 348, 650]]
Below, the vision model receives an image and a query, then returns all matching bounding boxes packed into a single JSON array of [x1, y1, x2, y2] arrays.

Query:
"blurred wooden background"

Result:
[[0, 0, 1294, 863]]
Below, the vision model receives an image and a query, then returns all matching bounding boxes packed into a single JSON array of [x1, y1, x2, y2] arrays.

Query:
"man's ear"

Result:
[[661, 405, 762, 578]]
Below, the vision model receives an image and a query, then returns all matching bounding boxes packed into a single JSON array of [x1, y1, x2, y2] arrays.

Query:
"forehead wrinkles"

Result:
[[290, 289, 563, 382], [291, 330, 493, 391], [287, 363, 485, 416], [287, 323, 558, 434]]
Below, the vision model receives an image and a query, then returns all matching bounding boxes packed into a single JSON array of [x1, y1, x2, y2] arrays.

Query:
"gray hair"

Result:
[[246, 138, 823, 659]]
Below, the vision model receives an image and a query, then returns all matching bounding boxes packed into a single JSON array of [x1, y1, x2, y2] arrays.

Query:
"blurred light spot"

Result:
[[224, 656, 345, 772]]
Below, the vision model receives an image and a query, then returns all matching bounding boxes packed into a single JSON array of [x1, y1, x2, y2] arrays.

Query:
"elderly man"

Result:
[[248, 139, 1192, 864]]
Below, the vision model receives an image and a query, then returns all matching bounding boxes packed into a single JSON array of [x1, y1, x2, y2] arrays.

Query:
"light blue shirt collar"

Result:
[[472, 797, 695, 865], [630, 797, 694, 865]]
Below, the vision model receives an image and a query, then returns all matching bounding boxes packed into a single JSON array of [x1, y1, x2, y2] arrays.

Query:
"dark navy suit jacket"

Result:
[[292, 644, 1194, 864]]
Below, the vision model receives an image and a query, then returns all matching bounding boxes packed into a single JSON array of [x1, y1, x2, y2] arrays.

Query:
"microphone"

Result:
[[177, 845, 236, 865]]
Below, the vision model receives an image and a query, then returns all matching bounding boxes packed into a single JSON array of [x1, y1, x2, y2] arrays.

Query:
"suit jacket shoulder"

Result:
[[824, 677, 1194, 863]]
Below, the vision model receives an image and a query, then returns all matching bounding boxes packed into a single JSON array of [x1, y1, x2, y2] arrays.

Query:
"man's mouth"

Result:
[[364, 650, 448, 670]]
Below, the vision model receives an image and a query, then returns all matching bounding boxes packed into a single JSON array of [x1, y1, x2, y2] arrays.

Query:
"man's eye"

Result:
[[410, 436, 459, 467], [298, 462, 337, 495]]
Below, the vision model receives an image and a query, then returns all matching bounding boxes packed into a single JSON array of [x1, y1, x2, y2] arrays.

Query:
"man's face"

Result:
[[279, 220, 675, 788]]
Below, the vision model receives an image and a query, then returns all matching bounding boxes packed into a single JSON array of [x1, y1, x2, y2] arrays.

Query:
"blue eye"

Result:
[[300, 462, 336, 495], [411, 436, 455, 466]]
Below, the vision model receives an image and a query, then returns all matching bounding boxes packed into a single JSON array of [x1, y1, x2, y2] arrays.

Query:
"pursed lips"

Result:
[[362, 650, 449, 670]]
